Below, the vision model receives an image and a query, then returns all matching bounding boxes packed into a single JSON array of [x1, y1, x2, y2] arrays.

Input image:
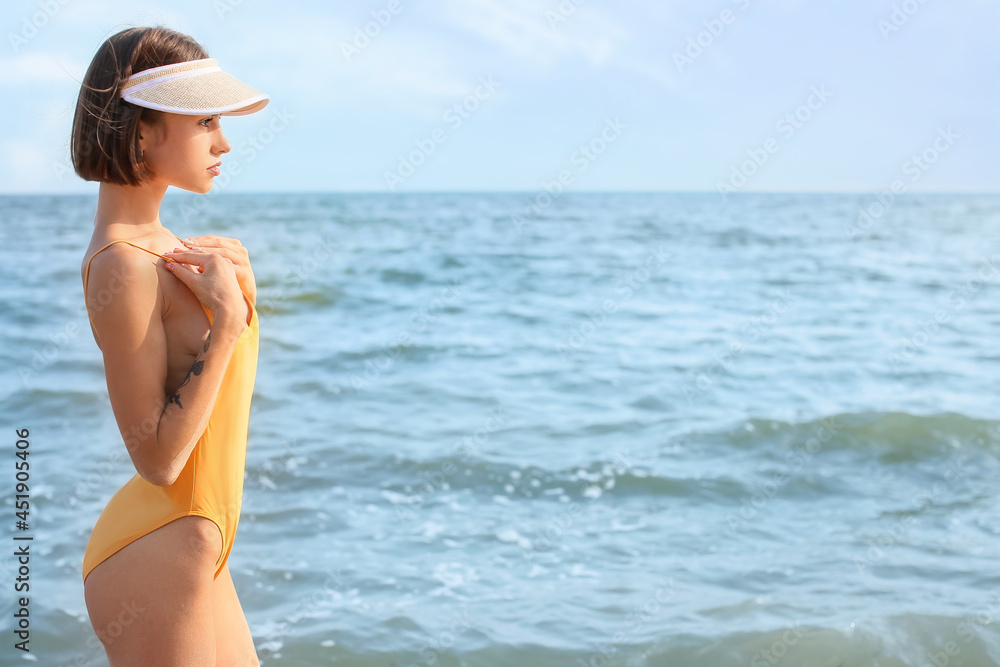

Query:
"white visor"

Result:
[[119, 58, 269, 116]]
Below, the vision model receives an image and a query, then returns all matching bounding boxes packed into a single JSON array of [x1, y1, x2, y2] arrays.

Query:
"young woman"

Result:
[[72, 26, 269, 666]]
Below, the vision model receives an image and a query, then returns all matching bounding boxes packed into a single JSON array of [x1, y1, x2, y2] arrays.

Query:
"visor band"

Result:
[[117, 57, 269, 117], [123, 65, 223, 96], [120, 58, 220, 94]]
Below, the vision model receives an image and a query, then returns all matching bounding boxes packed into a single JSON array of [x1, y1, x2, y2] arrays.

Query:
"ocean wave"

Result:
[[717, 410, 1000, 463], [379, 268, 426, 284], [150, 616, 1000, 666]]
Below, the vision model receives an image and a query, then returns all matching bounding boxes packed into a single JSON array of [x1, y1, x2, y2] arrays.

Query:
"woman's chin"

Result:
[[175, 181, 214, 195]]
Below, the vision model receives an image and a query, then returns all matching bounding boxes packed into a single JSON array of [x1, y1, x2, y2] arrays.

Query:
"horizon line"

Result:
[[1, 189, 998, 197]]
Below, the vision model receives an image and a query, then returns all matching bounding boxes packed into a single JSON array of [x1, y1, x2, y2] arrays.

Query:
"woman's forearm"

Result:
[[147, 306, 248, 486]]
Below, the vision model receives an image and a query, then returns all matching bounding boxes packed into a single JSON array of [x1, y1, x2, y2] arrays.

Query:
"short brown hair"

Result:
[[71, 27, 209, 185]]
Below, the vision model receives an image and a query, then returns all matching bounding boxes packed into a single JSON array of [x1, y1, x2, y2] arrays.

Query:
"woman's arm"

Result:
[[87, 245, 247, 486], [180, 235, 256, 306]]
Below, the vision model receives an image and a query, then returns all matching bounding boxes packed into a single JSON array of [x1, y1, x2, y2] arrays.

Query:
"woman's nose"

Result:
[[215, 131, 231, 155]]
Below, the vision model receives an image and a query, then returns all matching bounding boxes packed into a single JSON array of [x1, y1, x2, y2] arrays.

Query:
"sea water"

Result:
[[2, 191, 1000, 666]]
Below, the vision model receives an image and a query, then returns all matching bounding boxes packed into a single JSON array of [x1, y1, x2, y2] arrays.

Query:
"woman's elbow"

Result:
[[136, 461, 180, 487], [125, 435, 184, 487]]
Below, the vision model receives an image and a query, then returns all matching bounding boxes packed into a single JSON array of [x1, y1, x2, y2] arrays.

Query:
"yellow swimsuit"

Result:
[[80, 235, 258, 583]]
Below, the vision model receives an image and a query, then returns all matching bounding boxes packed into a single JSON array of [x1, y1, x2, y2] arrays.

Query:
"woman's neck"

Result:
[[93, 180, 170, 237]]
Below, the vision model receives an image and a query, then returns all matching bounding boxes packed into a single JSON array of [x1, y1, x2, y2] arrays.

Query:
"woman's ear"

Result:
[[137, 110, 166, 153], [137, 119, 151, 154]]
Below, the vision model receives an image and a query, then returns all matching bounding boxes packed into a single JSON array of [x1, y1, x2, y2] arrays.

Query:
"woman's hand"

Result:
[[180, 235, 256, 306], [162, 247, 247, 328]]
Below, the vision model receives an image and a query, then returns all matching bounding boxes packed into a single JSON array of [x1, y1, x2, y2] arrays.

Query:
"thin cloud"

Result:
[[440, 0, 675, 89], [255, 14, 485, 114], [0, 52, 88, 86], [442, 0, 617, 68]]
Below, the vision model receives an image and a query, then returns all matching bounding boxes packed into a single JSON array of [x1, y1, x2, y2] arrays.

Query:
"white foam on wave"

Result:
[[381, 489, 420, 505]]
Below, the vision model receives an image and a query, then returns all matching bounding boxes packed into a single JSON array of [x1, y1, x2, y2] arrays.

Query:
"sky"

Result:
[[0, 0, 996, 194]]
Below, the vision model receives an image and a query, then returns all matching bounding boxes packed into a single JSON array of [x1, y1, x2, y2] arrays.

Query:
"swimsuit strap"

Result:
[[83, 233, 185, 296], [83, 234, 188, 340]]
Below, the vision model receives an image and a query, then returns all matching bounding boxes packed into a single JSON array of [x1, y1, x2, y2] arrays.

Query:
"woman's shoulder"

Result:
[[81, 233, 179, 288], [82, 239, 164, 307]]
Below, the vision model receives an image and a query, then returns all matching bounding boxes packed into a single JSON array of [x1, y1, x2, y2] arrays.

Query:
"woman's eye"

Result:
[[200, 117, 213, 127]]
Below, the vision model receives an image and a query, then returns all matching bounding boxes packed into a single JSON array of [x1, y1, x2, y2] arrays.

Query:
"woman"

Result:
[[72, 26, 268, 666]]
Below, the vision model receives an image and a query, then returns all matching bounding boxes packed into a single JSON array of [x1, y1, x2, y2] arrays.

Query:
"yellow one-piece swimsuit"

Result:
[[80, 235, 258, 583]]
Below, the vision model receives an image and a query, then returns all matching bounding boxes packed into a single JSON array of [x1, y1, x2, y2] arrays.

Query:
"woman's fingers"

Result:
[[174, 243, 242, 265], [182, 239, 247, 266], [181, 246, 231, 262], [164, 250, 217, 273], [163, 249, 210, 264], [182, 235, 242, 249], [182, 237, 235, 258], [184, 236, 247, 255]]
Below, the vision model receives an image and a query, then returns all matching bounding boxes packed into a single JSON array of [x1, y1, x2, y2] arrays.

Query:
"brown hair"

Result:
[[71, 26, 209, 185]]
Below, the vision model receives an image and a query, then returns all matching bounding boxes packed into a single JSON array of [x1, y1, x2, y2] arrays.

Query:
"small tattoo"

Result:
[[168, 359, 204, 410]]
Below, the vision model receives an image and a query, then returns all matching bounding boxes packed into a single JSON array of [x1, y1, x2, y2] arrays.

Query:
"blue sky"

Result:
[[1, 0, 996, 193]]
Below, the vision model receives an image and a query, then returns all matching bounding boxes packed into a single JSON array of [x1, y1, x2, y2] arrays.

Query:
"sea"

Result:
[[2, 191, 1000, 666]]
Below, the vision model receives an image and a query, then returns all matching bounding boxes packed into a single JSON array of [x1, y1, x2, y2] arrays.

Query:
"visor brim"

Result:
[[122, 69, 270, 116]]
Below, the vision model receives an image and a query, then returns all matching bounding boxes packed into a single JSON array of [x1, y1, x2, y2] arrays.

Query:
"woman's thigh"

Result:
[[83, 516, 223, 667], [212, 564, 260, 666]]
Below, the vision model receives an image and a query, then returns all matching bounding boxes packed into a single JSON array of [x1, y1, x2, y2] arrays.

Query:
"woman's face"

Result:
[[138, 113, 231, 194]]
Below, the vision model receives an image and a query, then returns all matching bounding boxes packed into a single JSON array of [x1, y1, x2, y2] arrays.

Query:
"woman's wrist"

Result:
[[211, 299, 250, 337]]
